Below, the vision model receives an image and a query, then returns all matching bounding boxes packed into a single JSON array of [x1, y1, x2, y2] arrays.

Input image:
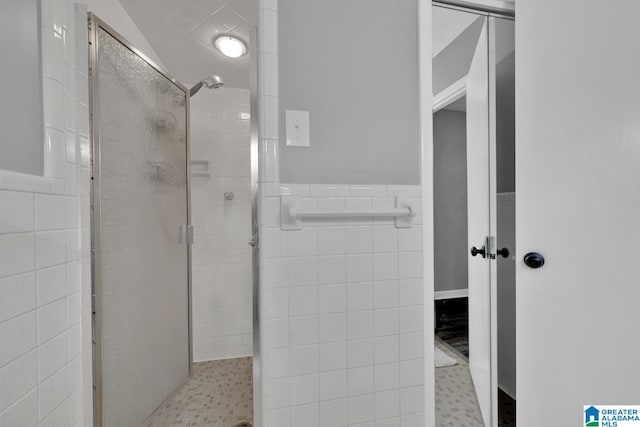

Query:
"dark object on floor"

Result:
[[235, 422, 253, 427], [499, 388, 516, 426], [434, 297, 469, 359]]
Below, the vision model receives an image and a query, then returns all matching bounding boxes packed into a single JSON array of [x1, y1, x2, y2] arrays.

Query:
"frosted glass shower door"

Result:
[[91, 17, 190, 427]]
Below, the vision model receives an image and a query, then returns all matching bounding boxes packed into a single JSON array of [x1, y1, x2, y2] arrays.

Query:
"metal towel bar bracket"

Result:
[[280, 196, 416, 230]]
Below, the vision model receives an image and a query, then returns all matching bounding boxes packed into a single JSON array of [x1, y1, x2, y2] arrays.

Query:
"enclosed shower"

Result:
[[90, 13, 255, 427]]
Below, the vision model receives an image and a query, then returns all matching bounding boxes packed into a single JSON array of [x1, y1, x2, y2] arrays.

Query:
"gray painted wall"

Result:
[[278, 0, 420, 184], [434, 109, 468, 292], [0, 0, 44, 175], [433, 16, 484, 95]]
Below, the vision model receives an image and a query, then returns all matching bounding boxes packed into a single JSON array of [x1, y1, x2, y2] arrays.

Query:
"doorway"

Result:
[[89, 6, 260, 426], [431, 3, 515, 426]]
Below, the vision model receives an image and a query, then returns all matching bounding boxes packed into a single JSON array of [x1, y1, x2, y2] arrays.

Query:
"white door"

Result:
[[465, 16, 494, 427], [516, 1, 640, 425]]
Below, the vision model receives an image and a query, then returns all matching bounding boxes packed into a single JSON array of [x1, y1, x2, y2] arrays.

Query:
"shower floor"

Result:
[[146, 357, 253, 427]]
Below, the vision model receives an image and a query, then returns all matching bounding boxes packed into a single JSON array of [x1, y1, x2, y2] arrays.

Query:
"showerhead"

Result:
[[190, 75, 224, 96]]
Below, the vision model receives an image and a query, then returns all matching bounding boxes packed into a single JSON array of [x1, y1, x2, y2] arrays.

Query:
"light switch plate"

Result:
[[285, 110, 310, 147]]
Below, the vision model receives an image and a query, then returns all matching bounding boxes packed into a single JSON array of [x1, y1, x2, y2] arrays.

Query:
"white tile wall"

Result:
[[0, 2, 93, 427], [259, 184, 424, 427], [190, 88, 253, 362], [256, 2, 424, 425]]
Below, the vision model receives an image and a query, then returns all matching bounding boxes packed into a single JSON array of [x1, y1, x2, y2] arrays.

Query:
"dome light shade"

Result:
[[213, 34, 248, 58]]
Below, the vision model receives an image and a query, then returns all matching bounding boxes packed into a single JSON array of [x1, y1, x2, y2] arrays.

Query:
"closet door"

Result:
[[516, 0, 640, 425], [91, 16, 191, 427], [465, 15, 494, 427]]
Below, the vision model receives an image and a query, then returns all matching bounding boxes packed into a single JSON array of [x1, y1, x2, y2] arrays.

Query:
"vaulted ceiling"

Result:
[[118, 0, 257, 89]]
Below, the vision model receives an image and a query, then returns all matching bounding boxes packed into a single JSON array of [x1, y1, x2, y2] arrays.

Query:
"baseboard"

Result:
[[434, 289, 469, 300]]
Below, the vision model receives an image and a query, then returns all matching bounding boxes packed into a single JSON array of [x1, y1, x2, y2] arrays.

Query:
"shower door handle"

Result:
[[248, 238, 258, 248]]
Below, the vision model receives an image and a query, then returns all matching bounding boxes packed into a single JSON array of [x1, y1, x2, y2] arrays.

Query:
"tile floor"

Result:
[[146, 357, 253, 427], [435, 339, 483, 426]]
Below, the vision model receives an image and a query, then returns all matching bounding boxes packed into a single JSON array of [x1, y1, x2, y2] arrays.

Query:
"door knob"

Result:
[[248, 239, 257, 248], [471, 245, 486, 258], [523, 252, 545, 268], [496, 247, 510, 258]]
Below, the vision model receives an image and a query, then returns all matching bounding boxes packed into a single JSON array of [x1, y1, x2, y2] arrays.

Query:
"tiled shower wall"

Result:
[[190, 88, 253, 362], [256, 3, 425, 425], [0, 3, 92, 426]]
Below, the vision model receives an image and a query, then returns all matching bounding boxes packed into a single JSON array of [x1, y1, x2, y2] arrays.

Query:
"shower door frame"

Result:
[[88, 13, 193, 427]]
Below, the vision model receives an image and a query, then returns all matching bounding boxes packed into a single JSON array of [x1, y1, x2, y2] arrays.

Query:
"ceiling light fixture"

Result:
[[213, 34, 248, 58]]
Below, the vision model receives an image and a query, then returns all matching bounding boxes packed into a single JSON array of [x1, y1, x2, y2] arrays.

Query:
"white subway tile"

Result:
[[349, 185, 387, 198], [268, 378, 290, 409], [262, 228, 287, 258], [0, 311, 37, 368], [319, 341, 346, 372], [399, 279, 422, 307], [0, 389, 38, 427], [287, 228, 317, 257], [348, 394, 374, 424], [375, 390, 400, 420], [0, 234, 36, 278], [399, 359, 423, 388], [373, 226, 398, 253], [290, 344, 318, 376], [346, 255, 372, 283], [400, 386, 424, 415], [290, 374, 318, 405], [399, 306, 423, 334], [37, 264, 67, 306], [268, 348, 290, 379], [348, 311, 373, 340], [347, 283, 373, 311], [374, 309, 399, 337], [289, 316, 317, 346], [345, 226, 372, 254], [318, 285, 346, 314], [0, 350, 37, 413], [398, 227, 422, 252], [290, 403, 319, 427], [373, 253, 398, 281], [401, 412, 425, 426], [38, 331, 68, 381], [373, 281, 398, 309], [319, 370, 347, 401], [310, 185, 350, 197], [35, 231, 66, 268], [318, 256, 346, 285], [398, 252, 422, 279], [319, 398, 347, 427], [317, 227, 346, 255], [288, 257, 317, 287], [399, 333, 423, 361], [0, 272, 36, 323], [0, 191, 34, 234], [319, 313, 347, 343], [348, 366, 373, 396], [267, 288, 288, 319], [374, 363, 399, 392], [289, 286, 318, 317], [374, 336, 399, 364], [38, 299, 67, 344], [348, 339, 374, 368], [40, 398, 70, 427], [268, 408, 290, 427]]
